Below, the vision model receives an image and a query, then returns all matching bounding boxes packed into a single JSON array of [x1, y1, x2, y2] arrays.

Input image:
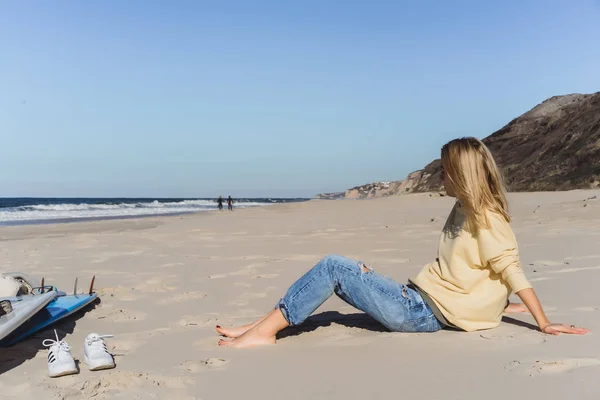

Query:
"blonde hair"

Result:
[[441, 137, 509, 230]]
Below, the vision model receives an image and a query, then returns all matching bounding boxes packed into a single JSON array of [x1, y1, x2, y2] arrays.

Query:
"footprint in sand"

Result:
[[529, 359, 600, 375], [180, 358, 230, 372], [203, 357, 230, 368], [505, 358, 600, 376], [157, 291, 207, 305]]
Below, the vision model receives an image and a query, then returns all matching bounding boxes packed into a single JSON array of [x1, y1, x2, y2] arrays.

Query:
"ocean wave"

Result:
[[0, 198, 279, 223], [24, 203, 129, 211]]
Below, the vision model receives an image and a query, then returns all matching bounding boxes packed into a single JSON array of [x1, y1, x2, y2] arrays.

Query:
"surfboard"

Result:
[[2, 292, 98, 346], [0, 291, 58, 341]]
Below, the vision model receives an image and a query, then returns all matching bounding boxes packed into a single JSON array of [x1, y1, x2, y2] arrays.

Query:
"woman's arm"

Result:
[[516, 288, 590, 335], [478, 213, 590, 335]]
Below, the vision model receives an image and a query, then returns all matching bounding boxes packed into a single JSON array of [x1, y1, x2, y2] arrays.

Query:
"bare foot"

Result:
[[216, 310, 278, 338], [216, 324, 255, 338], [218, 326, 276, 348], [504, 303, 528, 313]]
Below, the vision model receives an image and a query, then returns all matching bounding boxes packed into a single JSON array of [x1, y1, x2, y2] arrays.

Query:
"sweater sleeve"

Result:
[[477, 213, 532, 293]]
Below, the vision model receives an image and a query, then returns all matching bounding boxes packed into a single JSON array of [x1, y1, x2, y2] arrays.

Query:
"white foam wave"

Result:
[[26, 203, 128, 211], [0, 199, 270, 223]]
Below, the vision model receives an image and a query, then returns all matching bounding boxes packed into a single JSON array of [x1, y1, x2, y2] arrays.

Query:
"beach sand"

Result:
[[1, 190, 599, 399]]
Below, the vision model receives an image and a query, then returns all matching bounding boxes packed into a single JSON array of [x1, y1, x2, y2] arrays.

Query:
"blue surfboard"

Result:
[[2, 293, 98, 346]]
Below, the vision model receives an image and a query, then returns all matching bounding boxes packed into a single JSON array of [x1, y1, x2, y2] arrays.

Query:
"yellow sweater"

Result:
[[411, 203, 532, 332]]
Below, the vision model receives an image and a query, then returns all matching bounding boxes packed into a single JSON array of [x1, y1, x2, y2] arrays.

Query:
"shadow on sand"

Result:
[[501, 315, 539, 331], [277, 311, 389, 339], [275, 312, 540, 340]]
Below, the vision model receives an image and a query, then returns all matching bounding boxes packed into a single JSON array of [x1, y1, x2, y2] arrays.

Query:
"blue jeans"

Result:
[[277, 255, 442, 332]]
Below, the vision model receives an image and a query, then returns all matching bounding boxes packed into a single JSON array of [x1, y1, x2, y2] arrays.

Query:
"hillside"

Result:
[[339, 92, 600, 198]]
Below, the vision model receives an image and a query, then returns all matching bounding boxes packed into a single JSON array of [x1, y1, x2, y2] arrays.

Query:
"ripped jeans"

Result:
[[277, 255, 442, 332]]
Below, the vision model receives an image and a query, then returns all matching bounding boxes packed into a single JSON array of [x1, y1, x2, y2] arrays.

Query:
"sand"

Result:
[[0, 190, 599, 399]]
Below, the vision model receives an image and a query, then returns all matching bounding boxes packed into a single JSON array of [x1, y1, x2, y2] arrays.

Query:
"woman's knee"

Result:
[[319, 254, 368, 275], [320, 254, 351, 268]]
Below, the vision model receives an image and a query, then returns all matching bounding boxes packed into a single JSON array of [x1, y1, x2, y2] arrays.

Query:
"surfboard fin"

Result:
[[89, 276, 96, 295], [40, 277, 45, 294], [74, 277, 78, 296]]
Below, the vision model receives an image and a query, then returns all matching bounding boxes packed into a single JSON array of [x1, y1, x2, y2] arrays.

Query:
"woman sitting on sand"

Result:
[[217, 137, 590, 348]]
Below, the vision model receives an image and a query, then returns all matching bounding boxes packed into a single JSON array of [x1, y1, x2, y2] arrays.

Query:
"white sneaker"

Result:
[[83, 333, 115, 371], [43, 330, 78, 378]]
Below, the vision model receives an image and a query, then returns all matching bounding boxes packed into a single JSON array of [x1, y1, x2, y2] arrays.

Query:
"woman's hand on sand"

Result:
[[516, 289, 590, 336], [541, 323, 590, 336]]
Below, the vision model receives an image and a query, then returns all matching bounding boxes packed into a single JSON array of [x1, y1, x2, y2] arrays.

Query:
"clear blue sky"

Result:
[[1, 1, 599, 198]]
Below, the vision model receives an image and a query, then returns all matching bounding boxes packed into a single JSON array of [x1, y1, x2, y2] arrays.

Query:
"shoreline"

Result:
[[0, 210, 198, 228]]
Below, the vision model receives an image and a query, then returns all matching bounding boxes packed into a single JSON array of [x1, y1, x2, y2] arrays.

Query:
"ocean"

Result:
[[0, 197, 309, 225]]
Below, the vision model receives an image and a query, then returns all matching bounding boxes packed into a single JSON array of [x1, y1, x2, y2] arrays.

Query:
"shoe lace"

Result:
[[42, 329, 70, 354], [87, 334, 114, 352]]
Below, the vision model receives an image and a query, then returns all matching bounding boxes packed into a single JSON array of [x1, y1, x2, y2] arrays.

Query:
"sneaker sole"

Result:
[[84, 354, 115, 371], [89, 364, 116, 371], [49, 369, 78, 378]]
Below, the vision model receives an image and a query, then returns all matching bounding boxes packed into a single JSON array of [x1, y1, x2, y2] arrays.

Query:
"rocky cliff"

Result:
[[344, 181, 395, 199], [343, 92, 600, 198], [313, 192, 345, 200]]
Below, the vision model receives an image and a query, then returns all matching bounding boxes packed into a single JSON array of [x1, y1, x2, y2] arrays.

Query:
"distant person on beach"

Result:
[[217, 196, 223, 211], [227, 196, 234, 211], [216, 137, 590, 348]]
